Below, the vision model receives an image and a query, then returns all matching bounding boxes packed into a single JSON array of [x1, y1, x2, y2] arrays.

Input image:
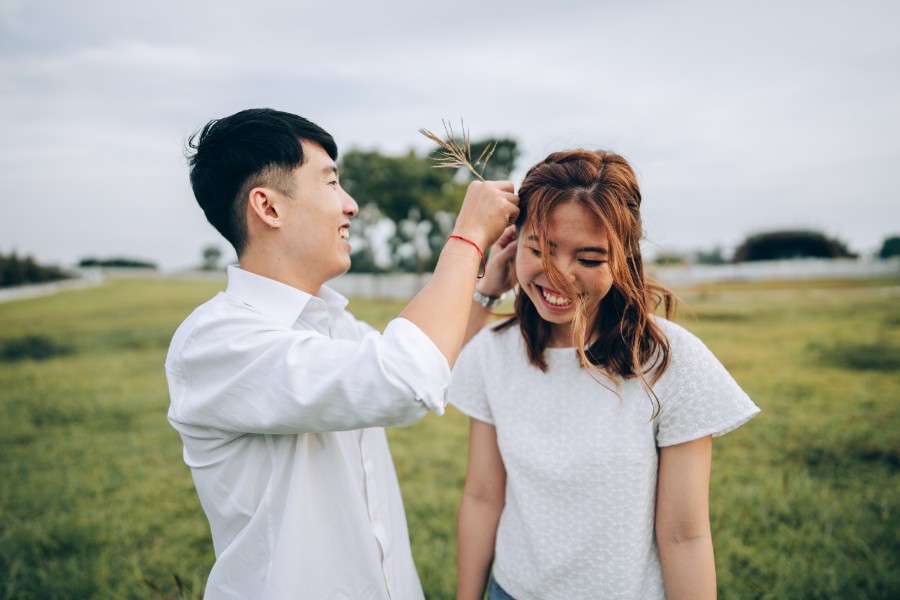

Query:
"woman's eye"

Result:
[[328, 180, 338, 187], [528, 247, 542, 257], [579, 259, 605, 267]]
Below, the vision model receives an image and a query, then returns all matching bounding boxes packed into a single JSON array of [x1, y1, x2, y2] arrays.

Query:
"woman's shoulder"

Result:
[[650, 313, 748, 398], [649, 317, 759, 444], [649, 315, 721, 379], [651, 315, 706, 352]]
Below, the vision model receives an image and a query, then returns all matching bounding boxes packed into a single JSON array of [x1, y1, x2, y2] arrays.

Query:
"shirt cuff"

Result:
[[382, 318, 451, 416]]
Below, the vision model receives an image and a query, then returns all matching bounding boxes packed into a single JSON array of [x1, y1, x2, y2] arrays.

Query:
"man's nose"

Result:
[[343, 190, 359, 217]]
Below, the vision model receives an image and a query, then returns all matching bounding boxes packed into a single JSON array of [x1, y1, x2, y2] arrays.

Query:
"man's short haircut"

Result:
[[187, 108, 338, 254]]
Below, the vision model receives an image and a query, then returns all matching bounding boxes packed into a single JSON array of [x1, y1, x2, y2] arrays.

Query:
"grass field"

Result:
[[0, 276, 898, 599]]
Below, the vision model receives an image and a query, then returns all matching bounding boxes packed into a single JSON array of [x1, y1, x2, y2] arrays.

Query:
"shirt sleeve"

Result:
[[166, 309, 451, 435], [654, 322, 760, 447], [447, 330, 494, 424]]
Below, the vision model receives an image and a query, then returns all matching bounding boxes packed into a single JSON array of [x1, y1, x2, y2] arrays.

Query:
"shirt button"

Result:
[[362, 452, 369, 462], [372, 511, 380, 521]]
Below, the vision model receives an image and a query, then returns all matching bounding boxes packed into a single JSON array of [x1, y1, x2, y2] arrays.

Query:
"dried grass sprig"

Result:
[[418, 119, 497, 181]]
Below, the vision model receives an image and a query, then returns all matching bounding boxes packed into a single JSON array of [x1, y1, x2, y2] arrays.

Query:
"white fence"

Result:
[[649, 257, 900, 287], [328, 273, 430, 300]]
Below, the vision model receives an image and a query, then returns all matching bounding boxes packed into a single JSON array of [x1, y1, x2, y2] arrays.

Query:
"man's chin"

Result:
[[325, 262, 352, 282]]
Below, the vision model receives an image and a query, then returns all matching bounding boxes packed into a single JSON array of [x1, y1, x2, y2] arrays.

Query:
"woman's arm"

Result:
[[656, 435, 716, 600], [457, 418, 507, 600]]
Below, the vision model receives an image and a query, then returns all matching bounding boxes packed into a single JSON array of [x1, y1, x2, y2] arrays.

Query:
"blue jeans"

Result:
[[488, 576, 517, 600]]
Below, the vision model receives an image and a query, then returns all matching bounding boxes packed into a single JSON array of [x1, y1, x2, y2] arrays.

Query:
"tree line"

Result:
[[4, 132, 898, 285], [0, 254, 162, 288], [0, 252, 71, 288], [339, 137, 519, 274]]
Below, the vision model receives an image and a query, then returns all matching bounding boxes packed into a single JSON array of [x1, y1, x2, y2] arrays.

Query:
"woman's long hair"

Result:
[[496, 149, 676, 415]]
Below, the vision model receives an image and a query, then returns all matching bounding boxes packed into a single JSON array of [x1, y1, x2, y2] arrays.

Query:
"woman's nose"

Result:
[[558, 259, 578, 281]]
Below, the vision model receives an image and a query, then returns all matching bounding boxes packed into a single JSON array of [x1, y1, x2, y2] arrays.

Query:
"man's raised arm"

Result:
[[399, 180, 518, 367]]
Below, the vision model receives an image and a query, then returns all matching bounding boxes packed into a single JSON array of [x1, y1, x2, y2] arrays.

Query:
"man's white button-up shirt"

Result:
[[166, 266, 450, 599]]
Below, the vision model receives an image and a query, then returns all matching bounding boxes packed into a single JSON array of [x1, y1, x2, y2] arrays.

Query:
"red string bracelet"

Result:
[[447, 235, 485, 280]]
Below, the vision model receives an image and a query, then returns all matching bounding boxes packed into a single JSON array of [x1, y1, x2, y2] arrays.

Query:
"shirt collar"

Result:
[[225, 265, 349, 329]]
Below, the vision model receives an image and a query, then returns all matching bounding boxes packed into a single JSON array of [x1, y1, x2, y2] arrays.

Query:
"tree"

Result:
[[694, 246, 727, 265], [733, 230, 857, 262], [340, 137, 520, 273], [78, 257, 158, 269], [653, 251, 687, 267], [878, 235, 900, 259], [0, 251, 70, 287], [340, 150, 460, 223], [340, 150, 458, 274], [202, 245, 223, 271]]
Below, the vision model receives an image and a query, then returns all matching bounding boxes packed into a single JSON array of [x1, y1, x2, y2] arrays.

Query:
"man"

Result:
[[165, 108, 518, 599]]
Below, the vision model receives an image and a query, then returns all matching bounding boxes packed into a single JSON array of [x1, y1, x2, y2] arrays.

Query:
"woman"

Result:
[[450, 150, 759, 599]]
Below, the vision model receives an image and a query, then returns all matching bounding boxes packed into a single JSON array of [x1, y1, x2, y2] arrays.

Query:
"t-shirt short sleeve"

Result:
[[655, 321, 760, 447], [448, 329, 495, 425]]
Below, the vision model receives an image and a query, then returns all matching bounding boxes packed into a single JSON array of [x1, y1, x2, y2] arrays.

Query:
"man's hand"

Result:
[[452, 181, 519, 251]]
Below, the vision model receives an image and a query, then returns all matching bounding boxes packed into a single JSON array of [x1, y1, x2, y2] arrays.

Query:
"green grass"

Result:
[[672, 281, 900, 599], [1, 276, 898, 599]]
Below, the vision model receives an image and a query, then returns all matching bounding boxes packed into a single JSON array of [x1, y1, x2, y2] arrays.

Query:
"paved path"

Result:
[[0, 274, 106, 304]]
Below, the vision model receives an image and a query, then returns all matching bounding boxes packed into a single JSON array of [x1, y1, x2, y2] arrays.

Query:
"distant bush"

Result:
[[694, 247, 728, 265], [653, 252, 687, 267], [201, 244, 223, 271], [878, 235, 900, 259], [0, 335, 74, 362], [78, 257, 158, 269], [734, 230, 857, 262], [0, 252, 71, 288]]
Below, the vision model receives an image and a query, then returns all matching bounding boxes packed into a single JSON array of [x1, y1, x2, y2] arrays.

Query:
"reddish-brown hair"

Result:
[[496, 149, 676, 412]]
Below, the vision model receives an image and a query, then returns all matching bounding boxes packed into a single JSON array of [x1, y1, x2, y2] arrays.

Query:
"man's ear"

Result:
[[248, 188, 281, 229]]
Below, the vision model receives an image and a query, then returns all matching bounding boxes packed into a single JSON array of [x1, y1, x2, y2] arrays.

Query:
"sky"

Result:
[[1, 0, 898, 271]]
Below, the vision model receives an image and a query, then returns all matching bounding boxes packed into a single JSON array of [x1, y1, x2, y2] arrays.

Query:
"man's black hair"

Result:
[[187, 108, 338, 254]]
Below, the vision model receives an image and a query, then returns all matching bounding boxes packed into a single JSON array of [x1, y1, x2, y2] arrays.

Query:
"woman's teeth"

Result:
[[339, 228, 349, 241], [541, 286, 571, 307]]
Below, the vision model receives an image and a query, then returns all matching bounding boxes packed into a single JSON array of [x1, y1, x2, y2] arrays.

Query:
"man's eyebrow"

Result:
[[526, 234, 608, 254], [323, 165, 338, 177]]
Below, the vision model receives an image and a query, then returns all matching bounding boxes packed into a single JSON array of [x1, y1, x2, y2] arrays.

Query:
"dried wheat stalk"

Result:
[[418, 119, 497, 181]]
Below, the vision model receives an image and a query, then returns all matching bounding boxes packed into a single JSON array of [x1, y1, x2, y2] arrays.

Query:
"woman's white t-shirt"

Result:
[[449, 317, 760, 600]]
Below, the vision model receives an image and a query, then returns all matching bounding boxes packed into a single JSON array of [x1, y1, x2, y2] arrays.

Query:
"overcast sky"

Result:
[[1, 0, 898, 271]]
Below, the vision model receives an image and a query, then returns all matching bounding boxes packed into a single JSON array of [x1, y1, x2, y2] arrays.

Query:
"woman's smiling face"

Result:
[[515, 201, 615, 347]]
